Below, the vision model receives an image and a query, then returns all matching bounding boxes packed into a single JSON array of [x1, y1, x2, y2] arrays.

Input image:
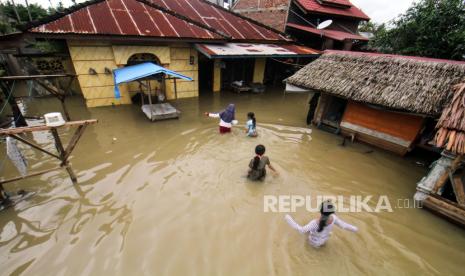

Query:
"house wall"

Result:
[[67, 41, 199, 107], [253, 58, 266, 83], [233, 0, 291, 32], [340, 101, 425, 155]]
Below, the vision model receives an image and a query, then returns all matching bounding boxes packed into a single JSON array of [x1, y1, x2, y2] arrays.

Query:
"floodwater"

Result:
[[1, 88, 465, 276]]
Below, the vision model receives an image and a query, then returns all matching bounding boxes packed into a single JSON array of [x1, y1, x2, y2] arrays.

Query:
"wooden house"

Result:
[[7, 0, 319, 108], [233, 0, 370, 50], [286, 51, 465, 155], [415, 83, 465, 227]]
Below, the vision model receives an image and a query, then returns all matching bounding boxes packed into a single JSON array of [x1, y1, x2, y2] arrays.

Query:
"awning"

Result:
[[195, 43, 320, 59], [287, 23, 369, 42], [113, 62, 192, 98]]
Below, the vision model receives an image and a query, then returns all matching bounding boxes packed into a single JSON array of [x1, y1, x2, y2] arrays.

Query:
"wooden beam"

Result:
[[50, 128, 77, 183], [0, 81, 27, 127], [0, 74, 73, 81], [433, 156, 463, 193], [451, 173, 465, 207], [63, 125, 87, 161], [0, 166, 62, 186], [8, 134, 60, 159], [423, 195, 465, 228], [0, 119, 97, 135]]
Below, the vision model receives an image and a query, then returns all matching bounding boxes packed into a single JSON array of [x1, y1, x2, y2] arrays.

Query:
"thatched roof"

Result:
[[286, 51, 465, 116], [435, 83, 465, 154]]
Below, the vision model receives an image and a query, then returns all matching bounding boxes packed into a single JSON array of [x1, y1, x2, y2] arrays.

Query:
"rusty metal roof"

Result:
[[145, 0, 289, 42], [296, 0, 370, 21], [27, 0, 290, 42], [287, 23, 368, 41], [29, 0, 223, 40]]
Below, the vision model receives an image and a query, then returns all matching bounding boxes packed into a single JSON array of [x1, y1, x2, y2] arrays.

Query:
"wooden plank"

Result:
[[0, 74, 72, 80], [0, 166, 62, 185], [341, 101, 424, 141], [0, 119, 98, 135], [433, 156, 463, 193], [423, 195, 465, 228], [9, 134, 60, 159], [451, 173, 465, 206]]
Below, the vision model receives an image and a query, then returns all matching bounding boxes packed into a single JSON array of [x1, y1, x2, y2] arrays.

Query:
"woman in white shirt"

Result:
[[205, 103, 237, 133], [285, 201, 358, 248]]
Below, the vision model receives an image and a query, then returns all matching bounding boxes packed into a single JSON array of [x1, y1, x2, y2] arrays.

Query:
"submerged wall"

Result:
[[67, 41, 199, 107]]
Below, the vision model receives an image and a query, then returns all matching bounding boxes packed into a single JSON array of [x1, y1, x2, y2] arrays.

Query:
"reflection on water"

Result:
[[1, 90, 465, 275]]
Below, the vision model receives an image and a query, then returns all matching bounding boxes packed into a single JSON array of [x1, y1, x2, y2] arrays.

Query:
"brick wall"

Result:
[[233, 0, 290, 32]]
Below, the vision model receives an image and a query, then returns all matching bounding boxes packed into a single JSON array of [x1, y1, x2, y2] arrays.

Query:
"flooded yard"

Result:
[[1, 89, 465, 275]]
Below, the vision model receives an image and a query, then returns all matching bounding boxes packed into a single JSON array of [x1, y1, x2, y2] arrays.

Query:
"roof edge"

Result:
[[20, 0, 106, 31], [324, 50, 465, 65]]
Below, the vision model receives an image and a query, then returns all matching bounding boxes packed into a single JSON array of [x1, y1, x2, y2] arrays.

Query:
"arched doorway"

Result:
[[127, 53, 161, 66], [126, 53, 164, 104]]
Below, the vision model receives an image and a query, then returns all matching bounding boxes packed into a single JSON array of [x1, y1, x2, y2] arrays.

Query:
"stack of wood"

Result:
[[435, 83, 465, 154]]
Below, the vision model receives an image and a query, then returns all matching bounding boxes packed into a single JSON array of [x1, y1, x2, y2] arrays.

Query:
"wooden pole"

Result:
[[0, 81, 27, 127], [173, 78, 178, 100], [50, 128, 77, 183]]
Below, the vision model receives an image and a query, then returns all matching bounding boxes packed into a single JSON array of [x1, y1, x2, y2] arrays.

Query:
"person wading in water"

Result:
[[248, 144, 277, 180], [285, 200, 358, 248], [205, 103, 237, 134]]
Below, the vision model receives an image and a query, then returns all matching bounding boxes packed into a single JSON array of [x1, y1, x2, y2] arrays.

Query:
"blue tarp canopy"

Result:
[[113, 62, 193, 99]]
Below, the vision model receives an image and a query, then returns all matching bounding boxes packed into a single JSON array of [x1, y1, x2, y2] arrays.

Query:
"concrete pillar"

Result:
[[414, 151, 456, 201], [252, 58, 266, 84], [213, 59, 221, 92]]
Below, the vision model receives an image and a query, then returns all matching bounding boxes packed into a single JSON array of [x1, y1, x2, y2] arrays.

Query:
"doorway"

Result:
[[198, 54, 213, 94]]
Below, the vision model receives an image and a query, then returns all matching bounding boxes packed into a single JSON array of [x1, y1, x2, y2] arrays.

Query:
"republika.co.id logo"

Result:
[[263, 195, 422, 213]]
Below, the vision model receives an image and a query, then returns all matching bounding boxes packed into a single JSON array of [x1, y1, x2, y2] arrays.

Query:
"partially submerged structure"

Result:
[[4, 0, 319, 108], [286, 51, 465, 155], [113, 62, 193, 121], [233, 0, 369, 50], [415, 83, 465, 227]]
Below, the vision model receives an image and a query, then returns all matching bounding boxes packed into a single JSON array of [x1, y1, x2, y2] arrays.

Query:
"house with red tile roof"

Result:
[[233, 0, 370, 50], [6, 0, 319, 107]]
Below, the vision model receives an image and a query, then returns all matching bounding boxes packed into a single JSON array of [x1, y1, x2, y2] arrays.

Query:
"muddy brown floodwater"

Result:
[[1, 88, 465, 276]]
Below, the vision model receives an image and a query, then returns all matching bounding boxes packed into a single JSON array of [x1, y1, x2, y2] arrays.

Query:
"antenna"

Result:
[[317, 20, 333, 30]]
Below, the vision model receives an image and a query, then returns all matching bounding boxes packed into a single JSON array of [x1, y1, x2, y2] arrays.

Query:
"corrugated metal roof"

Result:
[[195, 42, 319, 58], [28, 0, 290, 42], [287, 23, 368, 41], [29, 0, 223, 40], [143, 0, 289, 41], [296, 0, 370, 20]]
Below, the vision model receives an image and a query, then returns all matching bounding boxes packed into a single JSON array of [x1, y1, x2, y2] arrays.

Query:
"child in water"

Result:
[[248, 144, 277, 180], [285, 201, 358, 248], [245, 112, 258, 137], [205, 104, 237, 134]]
